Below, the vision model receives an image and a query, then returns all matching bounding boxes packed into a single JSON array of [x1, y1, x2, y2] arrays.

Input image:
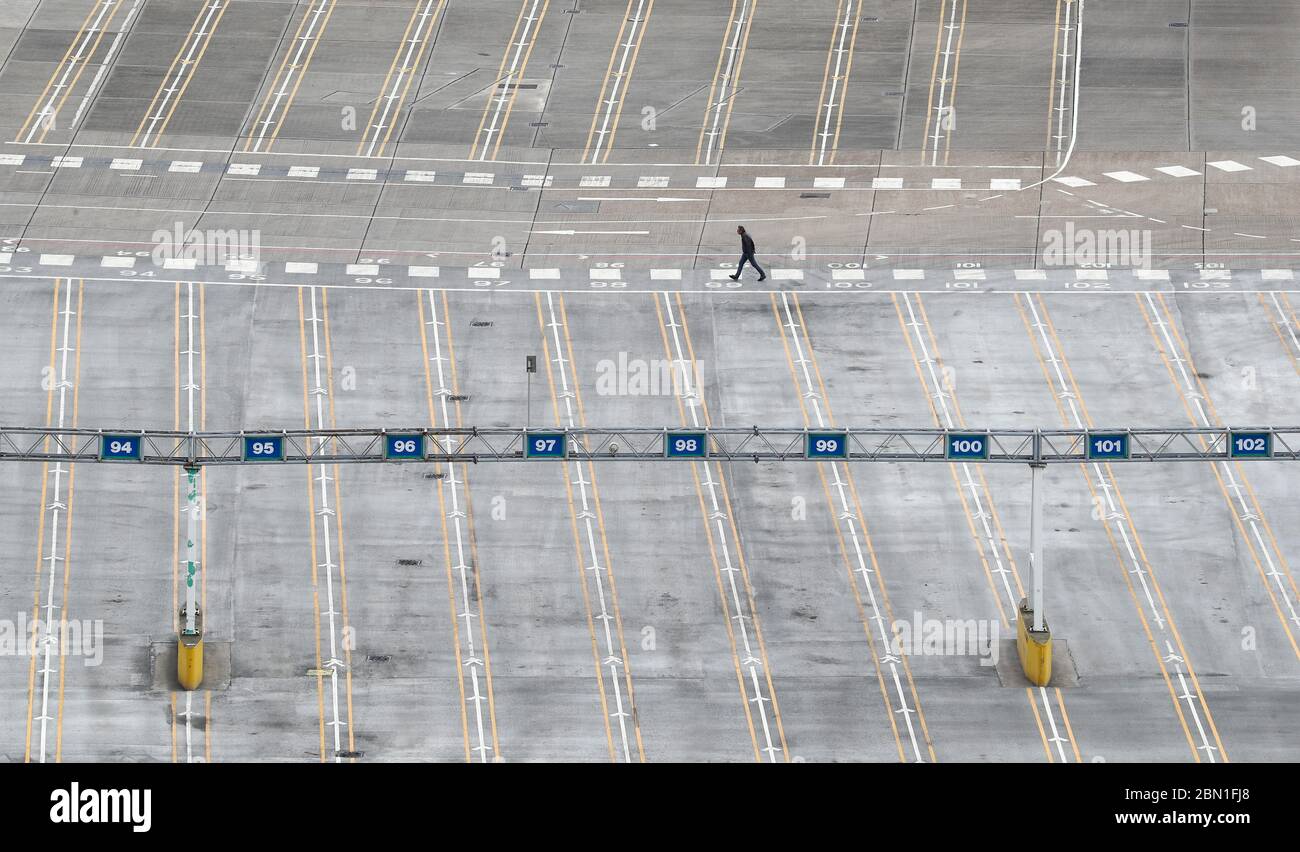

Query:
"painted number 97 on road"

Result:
[[524, 431, 567, 459], [665, 432, 707, 458], [945, 433, 989, 460]]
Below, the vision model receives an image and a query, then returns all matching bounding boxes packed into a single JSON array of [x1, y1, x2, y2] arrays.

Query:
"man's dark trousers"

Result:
[[736, 234, 765, 279]]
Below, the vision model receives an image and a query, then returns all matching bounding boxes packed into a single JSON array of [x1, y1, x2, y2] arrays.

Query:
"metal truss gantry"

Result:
[[0, 426, 1297, 465]]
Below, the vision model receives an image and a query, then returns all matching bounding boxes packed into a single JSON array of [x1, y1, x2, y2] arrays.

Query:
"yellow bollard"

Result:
[[1016, 597, 1052, 687], [177, 607, 204, 691]]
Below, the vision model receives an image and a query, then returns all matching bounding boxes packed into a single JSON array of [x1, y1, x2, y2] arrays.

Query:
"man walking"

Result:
[[730, 225, 766, 281]]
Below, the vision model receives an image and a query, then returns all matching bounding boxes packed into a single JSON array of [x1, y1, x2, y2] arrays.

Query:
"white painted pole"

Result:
[[1030, 462, 1045, 631], [184, 466, 199, 634]]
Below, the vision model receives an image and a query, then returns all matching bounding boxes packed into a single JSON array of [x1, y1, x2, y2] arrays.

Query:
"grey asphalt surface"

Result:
[[1, 0, 1299, 763]]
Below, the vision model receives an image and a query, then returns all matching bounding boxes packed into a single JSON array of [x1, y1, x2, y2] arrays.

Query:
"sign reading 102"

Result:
[[1229, 431, 1272, 458]]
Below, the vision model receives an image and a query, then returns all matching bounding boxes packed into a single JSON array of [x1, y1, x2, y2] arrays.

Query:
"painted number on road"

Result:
[[806, 432, 848, 459], [1086, 433, 1129, 460], [1229, 431, 1272, 459], [384, 433, 425, 460], [242, 435, 285, 462], [100, 434, 143, 461], [665, 432, 707, 458], [945, 433, 989, 460], [525, 431, 566, 459]]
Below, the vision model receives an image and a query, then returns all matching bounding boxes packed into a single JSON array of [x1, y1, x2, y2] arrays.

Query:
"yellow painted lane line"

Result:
[[533, 291, 645, 761], [245, 0, 337, 153], [468, 0, 549, 162], [1017, 292, 1225, 762], [17, 1, 123, 143], [582, 0, 655, 164], [695, 0, 758, 166], [771, 291, 937, 762], [653, 292, 785, 762], [810, 0, 862, 166], [892, 291, 1076, 762], [417, 289, 501, 762], [130, 0, 232, 148]]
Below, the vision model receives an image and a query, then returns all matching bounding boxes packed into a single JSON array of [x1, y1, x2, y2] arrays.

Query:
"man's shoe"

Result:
[[728, 274, 740, 280], [758, 275, 766, 281]]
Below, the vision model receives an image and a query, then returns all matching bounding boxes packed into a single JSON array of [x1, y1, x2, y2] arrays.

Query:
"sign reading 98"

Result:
[[666, 432, 707, 458]]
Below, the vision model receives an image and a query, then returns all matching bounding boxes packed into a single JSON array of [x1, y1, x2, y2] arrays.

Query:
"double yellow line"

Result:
[[358, 0, 446, 158], [1015, 292, 1226, 761], [695, 0, 758, 166], [1138, 293, 1300, 663], [919, 0, 967, 165], [15, 0, 123, 143], [170, 282, 211, 763], [893, 292, 1080, 762], [809, 0, 862, 166], [533, 291, 645, 762], [245, 0, 337, 153], [24, 278, 83, 763], [129, 0, 231, 148], [296, 286, 358, 762], [581, 0, 655, 164], [416, 289, 502, 762], [770, 292, 938, 762], [651, 291, 787, 762], [469, 0, 550, 161]]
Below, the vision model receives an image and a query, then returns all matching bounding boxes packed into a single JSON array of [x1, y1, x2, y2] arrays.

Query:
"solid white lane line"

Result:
[[1024, 295, 1217, 761], [1144, 294, 1300, 630], [660, 292, 781, 762], [363, 0, 440, 158], [813, 0, 858, 167], [33, 280, 78, 762], [20, 0, 119, 143], [249, 0, 334, 153], [779, 293, 925, 761], [425, 290, 491, 761], [304, 286, 347, 762], [699, 0, 753, 166], [587, 0, 651, 164], [136, 1, 229, 148], [473, 0, 546, 161], [543, 291, 633, 762]]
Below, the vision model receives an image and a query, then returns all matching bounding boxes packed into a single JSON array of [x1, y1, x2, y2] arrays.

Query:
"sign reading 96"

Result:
[[384, 433, 425, 460]]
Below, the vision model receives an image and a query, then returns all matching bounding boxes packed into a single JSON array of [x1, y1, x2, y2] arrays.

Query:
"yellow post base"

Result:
[[177, 605, 204, 691], [1016, 597, 1052, 687], [178, 637, 204, 691]]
